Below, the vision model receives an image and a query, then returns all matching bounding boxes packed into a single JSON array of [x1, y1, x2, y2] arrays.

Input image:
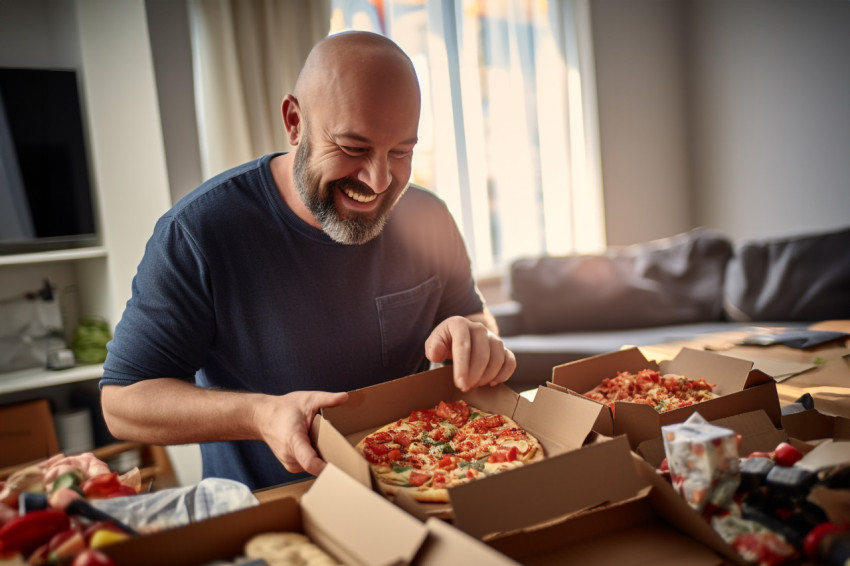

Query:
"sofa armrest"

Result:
[[489, 300, 525, 337]]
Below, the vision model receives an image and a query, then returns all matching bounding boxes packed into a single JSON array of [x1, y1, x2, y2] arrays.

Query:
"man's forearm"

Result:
[[101, 378, 266, 446]]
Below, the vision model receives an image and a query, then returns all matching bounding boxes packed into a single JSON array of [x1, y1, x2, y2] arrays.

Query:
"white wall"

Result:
[[591, 0, 850, 246], [689, 0, 850, 241]]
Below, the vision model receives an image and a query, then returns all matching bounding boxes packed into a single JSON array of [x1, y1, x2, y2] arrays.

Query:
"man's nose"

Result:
[[359, 155, 392, 193]]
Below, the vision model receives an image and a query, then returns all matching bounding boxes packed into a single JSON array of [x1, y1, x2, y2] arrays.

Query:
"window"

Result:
[[330, 0, 605, 275]]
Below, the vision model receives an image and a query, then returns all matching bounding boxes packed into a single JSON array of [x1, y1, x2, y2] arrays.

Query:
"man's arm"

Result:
[[100, 379, 348, 475], [424, 307, 516, 392]]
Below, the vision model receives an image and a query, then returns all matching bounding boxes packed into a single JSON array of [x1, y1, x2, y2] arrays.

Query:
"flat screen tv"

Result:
[[0, 67, 98, 254]]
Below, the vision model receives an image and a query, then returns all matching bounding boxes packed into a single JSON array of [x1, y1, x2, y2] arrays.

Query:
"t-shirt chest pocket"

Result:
[[376, 276, 442, 371]]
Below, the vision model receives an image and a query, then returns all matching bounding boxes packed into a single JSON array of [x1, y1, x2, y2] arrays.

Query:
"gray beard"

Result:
[[292, 136, 391, 245]]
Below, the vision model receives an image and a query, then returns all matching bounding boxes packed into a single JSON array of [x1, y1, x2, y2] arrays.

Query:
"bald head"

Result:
[[293, 31, 420, 120]]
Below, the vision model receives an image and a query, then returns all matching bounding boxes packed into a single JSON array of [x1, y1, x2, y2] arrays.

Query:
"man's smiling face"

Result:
[[286, 32, 421, 245]]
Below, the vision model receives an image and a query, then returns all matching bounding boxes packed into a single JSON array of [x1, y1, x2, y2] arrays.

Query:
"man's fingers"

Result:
[[290, 431, 326, 476]]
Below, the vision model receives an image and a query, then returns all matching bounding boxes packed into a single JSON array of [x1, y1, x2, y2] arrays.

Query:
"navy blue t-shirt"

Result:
[[101, 153, 483, 490]]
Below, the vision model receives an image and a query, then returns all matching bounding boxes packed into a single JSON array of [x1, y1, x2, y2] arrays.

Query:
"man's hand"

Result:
[[424, 315, 516, 392], [254, 390, 349, 476]]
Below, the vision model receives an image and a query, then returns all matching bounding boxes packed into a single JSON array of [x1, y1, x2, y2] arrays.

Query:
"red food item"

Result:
[[773, 442, 803, 467], [80, 472, 123, 499], [0, 509, 70, 558], [804, 522, 843, 560], [71, 548, 117, 566]]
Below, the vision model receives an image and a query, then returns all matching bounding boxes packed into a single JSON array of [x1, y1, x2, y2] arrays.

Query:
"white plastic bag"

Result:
[[89, 477, 259, 532]]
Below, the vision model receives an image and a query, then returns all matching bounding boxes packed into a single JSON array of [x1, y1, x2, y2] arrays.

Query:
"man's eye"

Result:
[[391, 150, 413, 159], [341, 146, 367, 155]]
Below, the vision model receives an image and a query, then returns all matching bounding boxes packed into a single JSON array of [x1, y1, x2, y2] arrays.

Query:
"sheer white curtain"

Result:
[[188, 0, 331, 179], [189, 0, 604, 274], [331, 0, 606, 275]]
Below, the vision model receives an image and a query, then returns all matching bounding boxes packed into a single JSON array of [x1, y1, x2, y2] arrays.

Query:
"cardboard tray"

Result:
[[310, 364, 644, 537], [98, 463, 515, 566], [485, 441, 741, 566], [548, 347, 783, 449]]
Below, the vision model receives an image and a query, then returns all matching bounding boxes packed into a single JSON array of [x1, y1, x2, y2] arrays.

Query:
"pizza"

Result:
[[355, 400, 544, 503], [582, 369, 717, 413]]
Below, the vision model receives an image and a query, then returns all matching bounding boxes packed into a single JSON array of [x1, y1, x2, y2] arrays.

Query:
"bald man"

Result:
[[99, 31, 515, 490]]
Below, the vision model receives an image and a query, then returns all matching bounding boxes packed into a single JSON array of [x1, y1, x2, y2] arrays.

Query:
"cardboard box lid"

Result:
[[613, 379, 783, 449], [102, 496, 304, 566], [449, 435, 645, 539], [631, 455, 747, 566], [782, 407, 850, 441], [0, 399, 59, 468], [487, 471, 725, 566], [102, 464, 428, 566], [413, 518, 520, 565], [302, 464, 428, 566]]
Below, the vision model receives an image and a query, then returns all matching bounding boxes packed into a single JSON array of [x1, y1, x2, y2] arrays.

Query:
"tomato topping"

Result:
[[408, 471, 431, 487], [438, 454, 457, 470], [470, 414, 504, 433], [487, 446, 518, 463], [369, 443, 389, 455], [393, 430, 412, 447], [387, 449, 402, 461], [436, 400, 470, 426], [409, 408, 437, 422], [369, 431, 392, 444]]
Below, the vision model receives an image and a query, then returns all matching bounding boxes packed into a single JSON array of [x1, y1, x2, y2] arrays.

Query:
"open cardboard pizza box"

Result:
[[781, 403, 850, 443], [310, 364, 641, 527], [547, 347, 783, 449], [98, 464, 516, 566], [484, 440, 743, 566]]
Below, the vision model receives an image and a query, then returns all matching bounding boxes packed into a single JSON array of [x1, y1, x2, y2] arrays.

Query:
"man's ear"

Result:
[[282, 94, 302, 146]]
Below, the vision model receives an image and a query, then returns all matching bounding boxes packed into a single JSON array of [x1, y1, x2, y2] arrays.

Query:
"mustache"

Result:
[[329, 177, 376, 197]]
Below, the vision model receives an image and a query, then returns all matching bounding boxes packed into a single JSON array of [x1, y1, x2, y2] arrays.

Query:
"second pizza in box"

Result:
[[548, 347, 783, 449]]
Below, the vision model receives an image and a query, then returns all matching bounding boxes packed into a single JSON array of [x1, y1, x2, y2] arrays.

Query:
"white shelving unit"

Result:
[[0, 364, 104, 397], [0, 247, 108, 267]]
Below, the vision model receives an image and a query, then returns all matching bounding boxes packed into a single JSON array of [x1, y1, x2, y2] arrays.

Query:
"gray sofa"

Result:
[[492, 226, 850, 390]]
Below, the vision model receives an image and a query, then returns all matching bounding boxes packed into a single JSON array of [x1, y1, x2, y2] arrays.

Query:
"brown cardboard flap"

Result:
[[311, 414, 372, 489], [660, 347, 754, 395], [323, 365, 460, 433], [487, 492, 723, 566], [302, 464, 428, 566], [782, 408, 850, 441], [614, 381, 783, 449], [450, 435, 643, 539], [514, 386, 603, 450], [103, 498, 304, 566], [797, 440, 850, 472], [551, 347, 657, 393], [632, 456, 747, 566], [415, 518, 520, 565], [0, 399, 59, 468]]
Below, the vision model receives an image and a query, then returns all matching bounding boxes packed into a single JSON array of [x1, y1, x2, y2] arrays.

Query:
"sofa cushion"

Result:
[[723, 226, 850, 322], [509, 228, 733, 334]]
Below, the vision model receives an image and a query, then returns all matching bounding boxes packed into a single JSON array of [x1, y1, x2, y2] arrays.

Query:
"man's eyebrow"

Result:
[[336, 132, 418, 146]]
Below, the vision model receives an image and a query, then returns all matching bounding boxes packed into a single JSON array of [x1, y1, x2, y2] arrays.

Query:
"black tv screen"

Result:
[[0, 68, 98, 254]]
